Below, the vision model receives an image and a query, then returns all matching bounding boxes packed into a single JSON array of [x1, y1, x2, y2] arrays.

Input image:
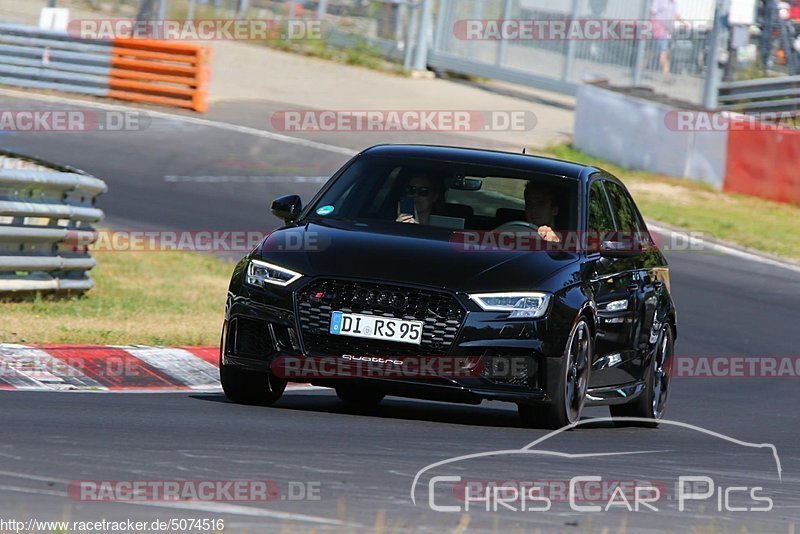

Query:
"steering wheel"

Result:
[[493, 220, 539, 232]]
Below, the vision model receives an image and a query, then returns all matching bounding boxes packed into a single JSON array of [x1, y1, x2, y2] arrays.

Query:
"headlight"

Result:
[[469, 292, 551, 318], [246, 259, 302, 287], [605, 299, 628, 312]]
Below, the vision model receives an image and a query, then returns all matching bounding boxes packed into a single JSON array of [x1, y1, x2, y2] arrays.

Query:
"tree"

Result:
[[137, 0, 160, 21]]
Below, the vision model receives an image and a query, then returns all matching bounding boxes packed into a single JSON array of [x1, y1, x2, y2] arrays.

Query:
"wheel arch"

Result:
[[577, 300, 598, 337], [667, 309, 678, 340]]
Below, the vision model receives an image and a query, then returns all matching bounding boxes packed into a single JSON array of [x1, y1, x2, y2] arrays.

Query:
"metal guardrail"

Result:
[[0, 23, 210, 112], [264, 0, 419, 68], [718, 75, 800, 113], [0, 23, 111, 97], [0, 151, 106, 296]]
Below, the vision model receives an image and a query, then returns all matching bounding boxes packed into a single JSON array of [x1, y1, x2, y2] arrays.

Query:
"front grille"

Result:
[[296, 279, 464, 357]]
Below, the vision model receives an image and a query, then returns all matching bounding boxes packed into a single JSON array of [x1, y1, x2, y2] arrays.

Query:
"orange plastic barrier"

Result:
[[109, 38, 210, 112], [726, 127, 800, 205]]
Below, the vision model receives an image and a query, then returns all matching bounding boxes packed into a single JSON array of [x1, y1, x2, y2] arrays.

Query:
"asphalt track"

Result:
[[1, 90, 799, 532]]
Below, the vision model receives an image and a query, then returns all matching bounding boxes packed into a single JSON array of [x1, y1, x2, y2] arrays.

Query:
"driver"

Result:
[[524, 181, 561, 243], [396, 173, 446, 225]]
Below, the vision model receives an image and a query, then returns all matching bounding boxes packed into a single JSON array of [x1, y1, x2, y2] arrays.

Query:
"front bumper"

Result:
[[223, 277, 571, 404]]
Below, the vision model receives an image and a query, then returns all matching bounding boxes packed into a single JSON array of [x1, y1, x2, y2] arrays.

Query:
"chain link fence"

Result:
[[431, 0, 713, 104], [311, 0, 422, 66], [3, 0, 797, 108]]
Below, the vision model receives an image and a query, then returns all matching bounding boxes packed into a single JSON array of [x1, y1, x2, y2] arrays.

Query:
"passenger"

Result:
[[524, 181, 561, 243], [396, 173, 446, 225]]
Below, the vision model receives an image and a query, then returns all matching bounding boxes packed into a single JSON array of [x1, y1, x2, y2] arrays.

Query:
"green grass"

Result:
[[261, 33, 402, 74], [2, 248, 233, 345]]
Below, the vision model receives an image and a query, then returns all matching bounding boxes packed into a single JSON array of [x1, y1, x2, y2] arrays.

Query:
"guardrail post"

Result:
[[467, 0, 484, 60], [561, 0, 580, 81], [317, 0, 328, 19], [136, 0, 157, 21], [412, 0, 434, 72], [404, 1, 420, 72], [632, 0, 652, 86], [778, 14, 798, 75], [496, 0, 513, 66], [760, 0, 775, 74], [432, 0, 450, 53], [702, 0, 731, 109]]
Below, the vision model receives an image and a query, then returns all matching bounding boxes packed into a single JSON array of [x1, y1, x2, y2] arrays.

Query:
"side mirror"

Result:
[[599, 240, 643, 259], [271, 195, 302, 223]]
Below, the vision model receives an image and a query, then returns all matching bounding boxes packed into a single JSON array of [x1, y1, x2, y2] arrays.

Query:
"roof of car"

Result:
[[360, 144, 598, 180]]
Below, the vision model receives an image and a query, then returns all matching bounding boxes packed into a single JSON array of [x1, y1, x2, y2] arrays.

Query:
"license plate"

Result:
[[329, 311, 423, 345]]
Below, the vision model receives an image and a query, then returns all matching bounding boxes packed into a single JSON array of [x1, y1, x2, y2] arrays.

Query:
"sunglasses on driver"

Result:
[[405, 186, 432, 197]]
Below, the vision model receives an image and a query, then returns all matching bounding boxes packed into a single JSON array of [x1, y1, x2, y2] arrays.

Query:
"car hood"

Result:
[[257, 220, 580, 292]]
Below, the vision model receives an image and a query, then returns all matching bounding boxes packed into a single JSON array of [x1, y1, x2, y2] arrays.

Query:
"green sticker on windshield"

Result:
[[316, 205, 335, 216]]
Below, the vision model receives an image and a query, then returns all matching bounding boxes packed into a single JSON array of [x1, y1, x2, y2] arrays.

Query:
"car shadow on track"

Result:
[[190, 392, 616, 430]]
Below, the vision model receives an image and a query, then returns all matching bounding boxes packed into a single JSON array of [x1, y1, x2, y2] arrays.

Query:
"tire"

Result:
[[335, 386, 385, 406], [610, 324, 674, 427], [518, 318, 593, 429], [220, 351, 287, 406]]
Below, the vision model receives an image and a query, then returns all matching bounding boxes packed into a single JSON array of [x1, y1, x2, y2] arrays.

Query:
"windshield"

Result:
[[305, 156, 579, 232]]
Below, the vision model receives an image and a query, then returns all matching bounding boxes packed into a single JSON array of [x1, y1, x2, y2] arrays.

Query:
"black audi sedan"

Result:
[[220, 145, 677, 429]]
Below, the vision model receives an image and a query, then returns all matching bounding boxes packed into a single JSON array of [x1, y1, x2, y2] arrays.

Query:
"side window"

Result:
[[587, 180, 614, 251], [604, 181, 641, 233]]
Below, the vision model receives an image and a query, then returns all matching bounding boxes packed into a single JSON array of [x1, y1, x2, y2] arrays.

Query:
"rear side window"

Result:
[[605, 181, 642, 232], [587, 180, 614, 251]]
